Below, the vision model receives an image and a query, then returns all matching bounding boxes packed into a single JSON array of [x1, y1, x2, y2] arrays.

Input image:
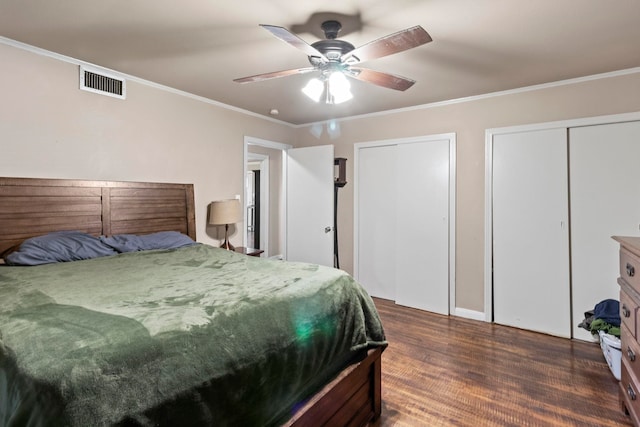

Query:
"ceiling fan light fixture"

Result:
[[302, 77, 324, 102], [303, 72, 353, 105], [328, 72, 352, 104]]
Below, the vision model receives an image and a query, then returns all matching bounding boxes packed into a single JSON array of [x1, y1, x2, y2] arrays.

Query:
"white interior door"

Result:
[[570, 120, 640, 340], [356, 144, 397, 300], [492, 128, 571, 337], [286, 145, 334, 266], [395, 140, 450, 314]]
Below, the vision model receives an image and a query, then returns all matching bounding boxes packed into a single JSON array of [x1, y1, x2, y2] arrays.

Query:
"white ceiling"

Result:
[[1, 0, 639, 125]]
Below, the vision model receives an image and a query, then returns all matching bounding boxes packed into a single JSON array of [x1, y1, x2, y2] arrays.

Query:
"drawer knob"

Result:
[[623, 304, 632, 318], [627, 263, 636, 277], [629, 384, 637, 401], [629, 346, 637, 362]]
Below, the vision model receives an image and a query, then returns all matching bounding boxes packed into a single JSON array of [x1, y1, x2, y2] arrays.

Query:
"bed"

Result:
[[0, 177, 386, 427]]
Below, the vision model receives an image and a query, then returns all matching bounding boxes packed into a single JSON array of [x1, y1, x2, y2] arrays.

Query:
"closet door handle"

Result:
[[627, 263, 636, 277], [629, 384, 637, 401], [628, 346, 636, 362], [623, 304, 631, 318]]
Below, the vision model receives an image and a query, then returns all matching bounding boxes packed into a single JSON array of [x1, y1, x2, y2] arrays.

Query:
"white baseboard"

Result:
[[269, 254, 284, 260], [453, 307, 486, 322]]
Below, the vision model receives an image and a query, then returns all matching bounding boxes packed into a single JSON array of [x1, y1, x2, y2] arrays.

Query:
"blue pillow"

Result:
[[5, 231, 118, 266], [100, 231, 197, 253]]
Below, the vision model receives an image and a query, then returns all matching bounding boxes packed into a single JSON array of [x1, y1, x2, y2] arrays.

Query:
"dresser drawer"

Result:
[[621, 289, 638, 339], [621, 248, 640, 294], [621, 359, 640, 425], [623, 324, 640, 376]]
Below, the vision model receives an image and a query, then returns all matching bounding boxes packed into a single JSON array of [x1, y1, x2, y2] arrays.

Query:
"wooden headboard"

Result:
[[0, 177, 196, 254]]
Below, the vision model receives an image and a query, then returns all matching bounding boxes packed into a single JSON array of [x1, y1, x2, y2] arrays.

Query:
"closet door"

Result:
[[395, 139, 450, 314], [356, 144, 397, 300], [492, 128, 571, 337], [356, 138, 452, 313], [570, 120, 640, 340]]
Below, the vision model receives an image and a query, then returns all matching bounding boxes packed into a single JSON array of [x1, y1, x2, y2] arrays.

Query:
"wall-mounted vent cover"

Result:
[[79, 65, 126, 99]]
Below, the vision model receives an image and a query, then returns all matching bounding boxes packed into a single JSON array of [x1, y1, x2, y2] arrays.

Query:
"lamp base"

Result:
[[219, 223, 235, 251], [220, 240, 235, 251]]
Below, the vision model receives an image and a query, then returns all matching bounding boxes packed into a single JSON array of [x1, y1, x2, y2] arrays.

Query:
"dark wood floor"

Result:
[[371, 298, 631, 427]]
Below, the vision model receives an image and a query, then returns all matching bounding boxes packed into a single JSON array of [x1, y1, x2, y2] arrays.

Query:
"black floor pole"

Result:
[[334, 184, 339, 269]]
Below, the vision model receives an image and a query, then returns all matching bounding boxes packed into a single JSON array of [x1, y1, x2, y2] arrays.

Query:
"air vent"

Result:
[[79, 65, 126, 99]]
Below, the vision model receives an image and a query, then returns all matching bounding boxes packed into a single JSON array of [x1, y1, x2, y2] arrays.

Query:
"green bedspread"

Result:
[[0, 244, 386, 426]]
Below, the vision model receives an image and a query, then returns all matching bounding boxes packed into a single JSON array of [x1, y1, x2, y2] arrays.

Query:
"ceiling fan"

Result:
[[234, 20, 432, 100]]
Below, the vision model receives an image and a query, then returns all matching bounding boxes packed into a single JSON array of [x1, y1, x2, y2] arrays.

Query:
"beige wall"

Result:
[[0, 42, 294, 248], [4, 38, 640, 315], [295, 72, 640, 313]]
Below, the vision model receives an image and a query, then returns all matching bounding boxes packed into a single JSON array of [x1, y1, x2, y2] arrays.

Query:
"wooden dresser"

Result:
[[615, 236, 640, 425]]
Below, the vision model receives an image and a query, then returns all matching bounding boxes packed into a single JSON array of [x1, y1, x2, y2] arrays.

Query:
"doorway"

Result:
[[246, 154, 267, 249], [243, 137, 336, 265], [243, 137, 291, 259]]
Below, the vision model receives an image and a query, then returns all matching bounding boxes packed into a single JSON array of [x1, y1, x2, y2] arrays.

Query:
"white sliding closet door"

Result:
[[356, 145, 397, 300], [492, 128, 571, 337], [356, 136, 453, 314], [395, 140, 450, 314], [570, 121, 640, 340]]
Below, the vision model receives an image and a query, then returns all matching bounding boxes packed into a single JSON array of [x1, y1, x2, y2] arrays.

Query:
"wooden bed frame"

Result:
[[0, 177, 196, 254], [0, 176, 383, 426]]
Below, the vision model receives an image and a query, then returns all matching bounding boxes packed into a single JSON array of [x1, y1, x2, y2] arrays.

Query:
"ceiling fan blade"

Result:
[[234, 67, 317, 84], [342, 26, 432, 64], [349, 67, 416, 91], [260, 24, 328, 61]]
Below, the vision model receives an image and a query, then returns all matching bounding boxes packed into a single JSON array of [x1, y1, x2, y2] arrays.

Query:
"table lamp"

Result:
[[209, 199, 241, 250]]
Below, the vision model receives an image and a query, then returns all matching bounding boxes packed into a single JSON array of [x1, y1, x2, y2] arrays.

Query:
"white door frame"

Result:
[[484, 111, 640, 322], [246, 152, 269, 255], [243, 136, 292, 258], [353, 133, 457, 314]]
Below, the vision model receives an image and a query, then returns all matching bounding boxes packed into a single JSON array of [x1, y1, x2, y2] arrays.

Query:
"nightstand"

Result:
[[235, 247, 264, 257]]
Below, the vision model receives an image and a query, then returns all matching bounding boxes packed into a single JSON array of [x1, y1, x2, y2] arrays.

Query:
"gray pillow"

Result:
[[5, 231, 118, 266], [100, 231, 197, 253]]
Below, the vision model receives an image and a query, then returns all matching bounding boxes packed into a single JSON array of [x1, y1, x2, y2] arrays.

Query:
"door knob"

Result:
[[324, 226, 332, 233]]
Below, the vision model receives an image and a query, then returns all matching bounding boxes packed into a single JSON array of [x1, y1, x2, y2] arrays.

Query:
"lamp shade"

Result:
[[328, 72, 353, 104], [302, 77, 324, 102], [209, 199, 241, 225]]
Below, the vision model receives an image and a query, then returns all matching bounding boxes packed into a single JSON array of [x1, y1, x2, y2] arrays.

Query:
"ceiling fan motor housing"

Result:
[[307, 20, 355, 65], [310, 39, 355, 63]]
